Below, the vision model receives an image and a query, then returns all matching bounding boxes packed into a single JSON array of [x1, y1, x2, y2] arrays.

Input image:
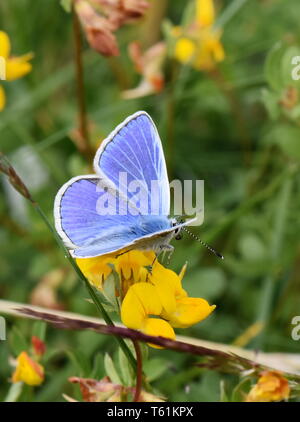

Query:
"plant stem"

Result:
[[215, 0, 249, 29], [210, 68, 252, 166], [133, 341, 143, 402], [72, 9, 92, 161], [140, 0, 168, 48], [165, 62, 178, 180]]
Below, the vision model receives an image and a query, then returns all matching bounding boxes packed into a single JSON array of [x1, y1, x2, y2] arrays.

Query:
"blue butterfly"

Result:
[[54, 111, 195, 258]]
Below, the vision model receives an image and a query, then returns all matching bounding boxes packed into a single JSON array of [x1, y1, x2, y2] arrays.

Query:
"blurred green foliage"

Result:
[[1, 0, 300, 402]]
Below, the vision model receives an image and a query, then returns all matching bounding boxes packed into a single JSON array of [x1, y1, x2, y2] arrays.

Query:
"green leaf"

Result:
[[60, 0, 72, 13], [265, 42, 300, 92], [143, 358, 169, 382], [219, 380, 230, 402], [102, 273, 119, 313], [91, 353, 105, 379], [32, 321, 47, 341], [238, 233, 266, 261], [264, 124, 300, 161], [104, 353, 122, 385], [118, 348, 135, 387], [181, 1, 196, 28], [264, 42, 286, 91], [261, 88, 280, 120], [281, 45, 300, 87], [67, 350, 91, 377], [9, 326, 28, 356]]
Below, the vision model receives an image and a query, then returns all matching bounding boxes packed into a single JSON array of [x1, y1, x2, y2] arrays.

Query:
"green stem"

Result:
[[133, 341, 143, 402], [4, 382, 24, 402], [72, 9, 92, 162], [215, 0, 249, 30]]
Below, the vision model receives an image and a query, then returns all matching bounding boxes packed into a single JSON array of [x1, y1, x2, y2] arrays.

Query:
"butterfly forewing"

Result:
[[94, 112, 170, 216]]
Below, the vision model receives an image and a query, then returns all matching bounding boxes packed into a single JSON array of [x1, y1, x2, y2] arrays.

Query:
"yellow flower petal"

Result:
[[196, 0, 215, 27], [142, 318, 175, 348], [210, 37, 225, 62], [193, 32, 224, 71], [6, 53, 33, 81], [150, 264, 180, 315], [166, 297, 216, 328], [174, 38, 196, 65], [0, 31, 10, 59], [0, 85, 6, 111], [179, 263, 187, 281], [115, 250, 154, 282], [121, 282, 162, 329], [152, 261, 185, 296], [12, 351, 44, 386], [76, 255, 114, 289]]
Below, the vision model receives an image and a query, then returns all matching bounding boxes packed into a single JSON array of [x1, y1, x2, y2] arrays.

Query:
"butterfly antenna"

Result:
[[182, 227, 224, 259]]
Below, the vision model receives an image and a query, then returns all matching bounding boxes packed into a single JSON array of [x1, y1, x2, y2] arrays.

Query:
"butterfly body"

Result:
[[54, 111, 194, 258]]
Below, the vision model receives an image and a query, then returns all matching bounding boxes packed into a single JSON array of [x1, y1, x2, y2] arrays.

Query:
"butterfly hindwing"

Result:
[[54, 175, 175, 258], [54, 175, 141, 249]]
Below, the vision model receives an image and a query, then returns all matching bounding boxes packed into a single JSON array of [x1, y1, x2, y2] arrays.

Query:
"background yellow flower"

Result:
[[12, 351, 44, 387], [173, 0, 225, 71], [0, 30, 33, 110], [246, 371, 290, 402]]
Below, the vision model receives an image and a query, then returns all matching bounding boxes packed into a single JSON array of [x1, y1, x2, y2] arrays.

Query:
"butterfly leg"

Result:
[[158, 244, 174, 266], [148, 244, 173, 273], [115, 249, 132, 258], [146, 255, 157, 276], [166, 248, 174, 266]]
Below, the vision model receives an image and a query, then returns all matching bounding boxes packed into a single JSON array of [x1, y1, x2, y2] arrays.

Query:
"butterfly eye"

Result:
[[174, 226, 182, 240]]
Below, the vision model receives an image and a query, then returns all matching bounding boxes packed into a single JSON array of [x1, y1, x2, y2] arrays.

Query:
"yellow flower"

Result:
[[76, 255, 115, 289], [173, 0, 225, 71], [121, 261, 215, 347], [114, 250, 154, 283], [165, 297, 215, 329], [0, 31, 33, 111], [174, 38, 196, 65], [152, 262, 215, 328], [196, 0, 215, 27], [76, 249, 215, 347], [120, 281, 176, 348], [246, 371, 290, 402], [76, 250, 154, 291], [12, 351, 44, 386]]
